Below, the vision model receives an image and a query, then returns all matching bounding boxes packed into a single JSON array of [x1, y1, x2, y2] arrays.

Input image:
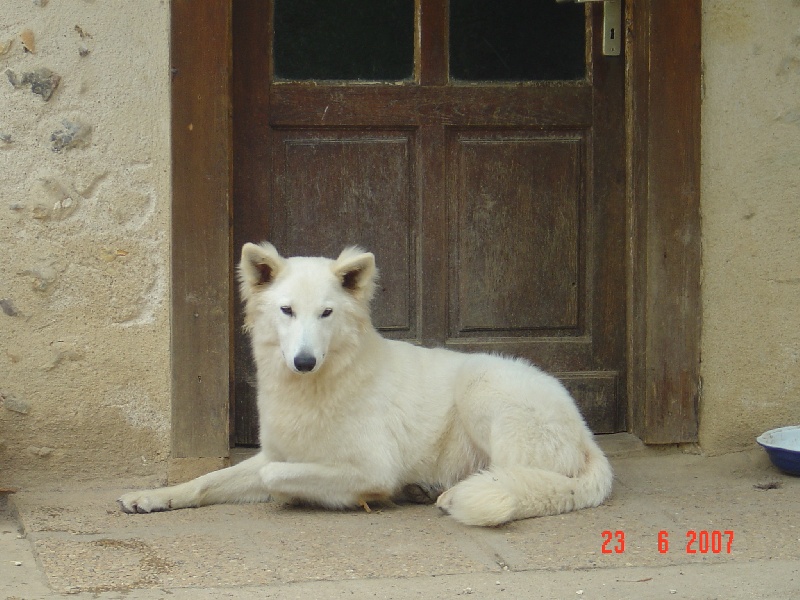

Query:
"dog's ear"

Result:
[[333, 247, 377, 302], [239, 242, 285, 291]]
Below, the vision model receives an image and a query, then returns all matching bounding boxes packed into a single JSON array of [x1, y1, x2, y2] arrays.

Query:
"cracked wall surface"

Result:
[[700, 0, 800, 452], [1, 0, 171, 484]]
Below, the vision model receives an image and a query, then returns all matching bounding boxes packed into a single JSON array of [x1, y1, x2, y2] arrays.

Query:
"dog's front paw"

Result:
[[117, 490, 171, 514]]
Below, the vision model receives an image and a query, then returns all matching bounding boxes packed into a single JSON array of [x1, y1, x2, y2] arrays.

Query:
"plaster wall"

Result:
[[1, 1, 799, 486], [700, 0, 800, 452], [0, 0, 171, 484]]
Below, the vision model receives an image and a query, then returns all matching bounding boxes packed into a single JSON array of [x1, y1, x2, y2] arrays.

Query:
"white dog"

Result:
[[118, 243, 612, 526]]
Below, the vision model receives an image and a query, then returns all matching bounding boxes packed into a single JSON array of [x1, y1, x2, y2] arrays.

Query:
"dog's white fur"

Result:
[[118, 243, 612, 526]]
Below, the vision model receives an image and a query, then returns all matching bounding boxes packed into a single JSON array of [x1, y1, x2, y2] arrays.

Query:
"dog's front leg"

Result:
[[261, 461, 389, 508], [118, 452, 272, 513]]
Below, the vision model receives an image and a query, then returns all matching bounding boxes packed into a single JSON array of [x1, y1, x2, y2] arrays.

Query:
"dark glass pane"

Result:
[[273, 0, 414, 81], [450, 0, 586, 81]]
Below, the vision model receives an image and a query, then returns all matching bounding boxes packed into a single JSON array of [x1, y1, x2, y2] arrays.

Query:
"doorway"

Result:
[[232, 0, 628, 445]]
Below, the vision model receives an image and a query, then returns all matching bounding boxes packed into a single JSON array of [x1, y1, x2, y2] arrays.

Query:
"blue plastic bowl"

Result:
[[757, 426, 800, 476]]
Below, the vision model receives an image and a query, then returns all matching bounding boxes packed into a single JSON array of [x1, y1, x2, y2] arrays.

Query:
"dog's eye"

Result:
[[280, 306, 294, 317], [321, 308, 333, 318]]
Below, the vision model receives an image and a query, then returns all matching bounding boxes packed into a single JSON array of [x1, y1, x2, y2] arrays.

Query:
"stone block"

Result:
[[6, 68, 61, 101], [50, 119, 92, 153]]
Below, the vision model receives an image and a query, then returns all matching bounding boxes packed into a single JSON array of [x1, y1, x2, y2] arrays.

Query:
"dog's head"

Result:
[[238, 243, 377, 374]]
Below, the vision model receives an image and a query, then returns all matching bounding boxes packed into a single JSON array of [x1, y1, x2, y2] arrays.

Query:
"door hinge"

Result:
[[559, 0, 622, 57]]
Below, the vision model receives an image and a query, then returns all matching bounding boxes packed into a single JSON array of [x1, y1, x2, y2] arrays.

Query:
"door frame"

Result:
[[168, 0, 701, 466]]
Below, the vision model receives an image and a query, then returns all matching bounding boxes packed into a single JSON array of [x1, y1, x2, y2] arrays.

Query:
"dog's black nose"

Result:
[[294, 353, 316, 373]]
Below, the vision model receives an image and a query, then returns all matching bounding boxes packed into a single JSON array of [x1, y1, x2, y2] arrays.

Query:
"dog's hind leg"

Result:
[[436, 435, 612, 526], [397, 483, 444, 505], [118, 452, 271, 514]]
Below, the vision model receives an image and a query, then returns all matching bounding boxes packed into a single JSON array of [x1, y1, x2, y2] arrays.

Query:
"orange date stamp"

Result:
[[601, 529, 735, 554]]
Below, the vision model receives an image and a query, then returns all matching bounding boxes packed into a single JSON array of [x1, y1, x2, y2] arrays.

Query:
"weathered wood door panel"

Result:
[[449, 132, 583, 335], [233, 0, 626, 445], [271, 129, 418, 335]]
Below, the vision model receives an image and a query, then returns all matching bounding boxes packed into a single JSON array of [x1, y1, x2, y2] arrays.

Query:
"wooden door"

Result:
[[232, 0, 627, 446]]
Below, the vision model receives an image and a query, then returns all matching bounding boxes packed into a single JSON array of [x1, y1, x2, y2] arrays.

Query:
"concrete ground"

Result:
[[2, 436, 798, 599]]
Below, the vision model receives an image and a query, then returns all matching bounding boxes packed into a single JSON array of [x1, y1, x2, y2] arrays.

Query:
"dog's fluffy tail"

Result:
[[438, 442, 613, 527]]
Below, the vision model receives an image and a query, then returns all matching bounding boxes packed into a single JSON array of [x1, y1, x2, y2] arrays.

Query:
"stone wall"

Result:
[[0, 0, 171, 484], [700, 0, 800, 452]]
